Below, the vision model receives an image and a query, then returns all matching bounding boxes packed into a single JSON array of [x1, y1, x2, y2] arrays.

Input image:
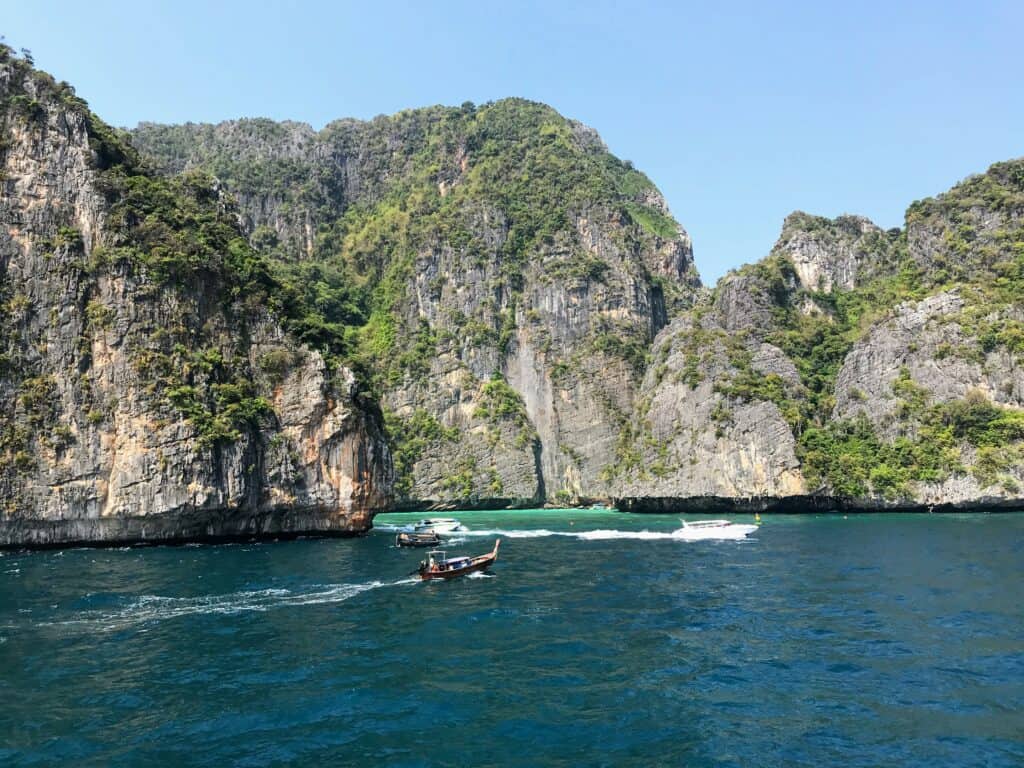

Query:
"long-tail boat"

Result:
[[418, 539, 500, 580]]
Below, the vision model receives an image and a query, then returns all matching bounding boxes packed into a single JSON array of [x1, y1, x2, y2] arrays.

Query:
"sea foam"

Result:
[[46, 578, 418, 632]]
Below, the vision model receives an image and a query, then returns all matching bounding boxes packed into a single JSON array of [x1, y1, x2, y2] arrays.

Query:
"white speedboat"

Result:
[[674, 519, 758, 540], [412, 518, 467, 534]]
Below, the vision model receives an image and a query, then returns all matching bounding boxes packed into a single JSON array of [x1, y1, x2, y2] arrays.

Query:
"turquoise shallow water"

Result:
[[1, 510, 1022, 767]]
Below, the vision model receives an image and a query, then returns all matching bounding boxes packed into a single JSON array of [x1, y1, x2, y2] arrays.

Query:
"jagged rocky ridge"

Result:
[[0, 49, 391, 546]]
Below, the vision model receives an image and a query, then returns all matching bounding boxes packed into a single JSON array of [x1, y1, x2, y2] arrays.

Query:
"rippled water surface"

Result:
[[1, 511, 1022, 766]]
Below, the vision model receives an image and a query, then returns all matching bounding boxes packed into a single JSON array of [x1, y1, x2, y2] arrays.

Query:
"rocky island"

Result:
[[2, 46, 1022, 545]]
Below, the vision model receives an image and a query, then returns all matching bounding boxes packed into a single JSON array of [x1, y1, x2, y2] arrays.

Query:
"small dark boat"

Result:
[[396, 531, 442, 548], [418, 540, 500, 580]]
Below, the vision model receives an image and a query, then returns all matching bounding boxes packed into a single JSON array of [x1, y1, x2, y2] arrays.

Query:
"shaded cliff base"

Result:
[[614, 495, 1024, 514], [381, 493, 1024, 515], [0, 507, 375, 550], [389, 496, 542, 513]]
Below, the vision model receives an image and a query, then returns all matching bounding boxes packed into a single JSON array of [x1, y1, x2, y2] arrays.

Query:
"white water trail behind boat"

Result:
[[378, 525, 757, 542], [461, 528, 756, 541], [45, 578, 419, 632]]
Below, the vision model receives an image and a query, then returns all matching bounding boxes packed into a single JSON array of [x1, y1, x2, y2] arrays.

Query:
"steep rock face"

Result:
[[617, 319, 805, 502], [133, 105, 700, 505], [774, 212, 896, 293], [616, 163, 1024, 510], [611, 261, 810, 504], [10, 43, 1021, 519], [832, 291, 1024, 504], [133, 119, 325, 260], [0, 51, 391, 545], [834, 292, 1024, 426], [904, 161, 1024, 283]]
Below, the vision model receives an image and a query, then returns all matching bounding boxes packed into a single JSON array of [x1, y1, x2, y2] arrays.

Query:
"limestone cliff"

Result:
[[5, 45, 1022, 528], [133, 109, 1024, 513], [617, 161, 1024, 511], [132, 106, 700, 506], [0, 49, 391, 545]]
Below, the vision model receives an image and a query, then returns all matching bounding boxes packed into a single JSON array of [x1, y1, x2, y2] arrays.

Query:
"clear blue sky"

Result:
[[5, 1, 1022, 283]]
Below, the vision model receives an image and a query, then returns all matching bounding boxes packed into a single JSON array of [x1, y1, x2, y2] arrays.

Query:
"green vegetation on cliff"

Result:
[[0, 45, 352, 454], [384, 409, 459, 498], [13, 41, 1022, 509], [800, 378, 1024, 498], [701, 160, 1024, 499], [132, 100, 692, 396], [132, 98, 697, 501]]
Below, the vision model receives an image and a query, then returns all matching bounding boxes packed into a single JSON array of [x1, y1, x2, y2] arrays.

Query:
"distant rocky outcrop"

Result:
[[774, 212, 898, 293], [616, 162, 1024, 511]]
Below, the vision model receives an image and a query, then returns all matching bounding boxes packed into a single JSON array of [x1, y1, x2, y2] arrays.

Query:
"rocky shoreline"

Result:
[[0, 506, 374, 549], [393, 495, 1024, 515]]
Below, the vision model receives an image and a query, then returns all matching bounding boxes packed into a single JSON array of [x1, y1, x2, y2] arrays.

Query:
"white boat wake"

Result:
[[379, 525, 758, 542], [461, 527, 757, 542], [45, 578, 419, 632]]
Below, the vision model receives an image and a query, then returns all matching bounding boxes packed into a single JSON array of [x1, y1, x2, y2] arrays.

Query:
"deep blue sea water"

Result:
[[1, 511, 1022, 767]]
